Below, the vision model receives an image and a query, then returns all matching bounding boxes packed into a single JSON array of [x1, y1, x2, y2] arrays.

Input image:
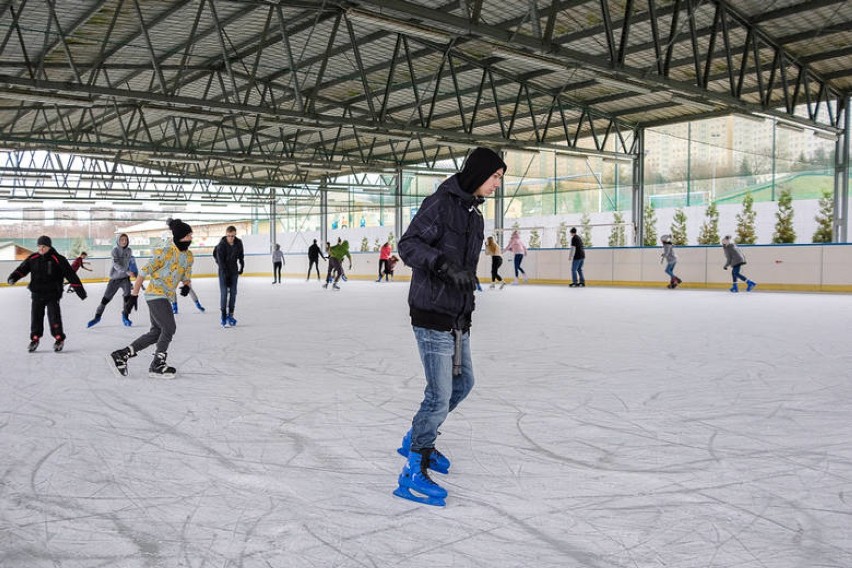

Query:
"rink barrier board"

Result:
[[3, 243, 852, 293]]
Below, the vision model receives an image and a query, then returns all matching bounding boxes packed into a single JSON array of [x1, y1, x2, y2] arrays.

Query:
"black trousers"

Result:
[[31, 294, 64, 341], [273, 261, 283, 282], [307, 258, 321, 279], [490, 256, 504, 282]]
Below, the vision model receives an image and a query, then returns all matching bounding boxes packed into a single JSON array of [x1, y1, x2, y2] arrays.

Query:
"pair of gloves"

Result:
[[435, 259, 477, 292]]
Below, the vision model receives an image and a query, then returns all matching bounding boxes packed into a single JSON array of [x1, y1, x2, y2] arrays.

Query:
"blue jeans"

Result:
[[513, 254, 526, 277], [664, 261, 676, 279], [571, 258, 585, 284], [731, 265, 748, 283], [410, 327, 474, 452], [218, 273, 239, 314]]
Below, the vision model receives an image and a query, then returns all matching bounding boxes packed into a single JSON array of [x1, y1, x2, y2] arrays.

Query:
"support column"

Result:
[[835, 95, 850, 242], [495, 150, 505, 245], [632, 128, 645, 246], [269, 189, 277, 252], [320, 184, 328, 246], [395, 167, 404, 242]]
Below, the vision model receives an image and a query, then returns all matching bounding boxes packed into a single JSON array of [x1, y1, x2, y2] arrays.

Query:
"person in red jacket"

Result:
[[7, 235, 87, 352], [377, 241, 392, 282], [65, 251, 92, 293]]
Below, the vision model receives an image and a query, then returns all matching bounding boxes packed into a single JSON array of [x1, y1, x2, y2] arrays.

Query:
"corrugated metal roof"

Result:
[[0, 0, 848, 188]]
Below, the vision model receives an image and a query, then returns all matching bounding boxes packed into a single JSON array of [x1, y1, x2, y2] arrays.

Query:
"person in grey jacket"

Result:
[[88, 233, 136, 327], [660, 234, 682, 289], [721, 235, 756, 292]]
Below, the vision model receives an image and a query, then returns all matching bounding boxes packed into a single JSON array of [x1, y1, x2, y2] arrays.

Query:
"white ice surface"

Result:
[[1, 278, 851, 567]]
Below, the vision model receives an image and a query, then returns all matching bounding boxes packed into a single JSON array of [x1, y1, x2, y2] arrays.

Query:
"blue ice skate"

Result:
[[746, 280, 757, 292], [172, 302, 178, 314], [393, 450, 447, 507], [397, 430, 450, 474], [86, 316, 101, 328], [730, 283, 739, 293], [122, 314, 133, 327], [195, 301, 205, 312], [226, 315, 237, 327]]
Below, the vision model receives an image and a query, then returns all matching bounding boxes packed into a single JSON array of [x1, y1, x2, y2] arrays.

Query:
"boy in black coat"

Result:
[[393, 147, 506, 506], [7, 235, 87, 352]]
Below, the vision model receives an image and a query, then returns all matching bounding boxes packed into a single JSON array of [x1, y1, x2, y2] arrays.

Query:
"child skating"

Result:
[[503, 230, 528, 284], [484, 236, 505, 289], [721, 235, 757, 292], [109, 219, 194, 378], [66, 251, 92, 293], [88, 233, 135, 328], [172, 284, 205, 314], [7, 235, 87, 352], [660, 234, 682, 289]]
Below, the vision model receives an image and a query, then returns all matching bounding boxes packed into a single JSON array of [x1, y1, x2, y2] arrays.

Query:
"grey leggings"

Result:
[[96, 277, 131, 317], [130, 298, 176, 354]]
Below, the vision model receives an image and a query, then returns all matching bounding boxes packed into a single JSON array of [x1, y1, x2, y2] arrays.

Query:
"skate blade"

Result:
[[393, 486, 445, 507], [105, 354, 129, 378], [147, 371, 176, 379]]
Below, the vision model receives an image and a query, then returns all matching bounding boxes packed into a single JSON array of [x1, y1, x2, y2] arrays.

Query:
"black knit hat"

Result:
[[37, 235, 52, 247], [456, 147, 507, 193], [168, 218, 193, 241]]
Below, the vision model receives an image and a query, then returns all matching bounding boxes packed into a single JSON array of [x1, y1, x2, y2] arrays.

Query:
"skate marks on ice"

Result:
[[1, 280, 851, 566]]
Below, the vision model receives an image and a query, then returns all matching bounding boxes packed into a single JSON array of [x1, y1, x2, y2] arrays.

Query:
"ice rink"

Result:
[[1, 277, 851, 568]]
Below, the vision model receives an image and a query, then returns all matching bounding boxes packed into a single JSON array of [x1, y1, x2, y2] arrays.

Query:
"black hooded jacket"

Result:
[[8, 248, 84, 299], [398, 174, 484, 332], [213, 236, 245, 275]]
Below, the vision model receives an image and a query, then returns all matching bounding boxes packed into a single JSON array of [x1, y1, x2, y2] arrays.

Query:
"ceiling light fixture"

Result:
[[5, 90, 95, 107], [345, 9, 451, 43], [491, 48, 567, 72], [596, 77, 653, 95]]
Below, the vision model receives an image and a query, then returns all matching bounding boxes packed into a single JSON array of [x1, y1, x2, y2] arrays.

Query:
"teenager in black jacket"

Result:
[[7, 235, 87, 352], [393, 147, 506, 506], [213, 225, 245, 326]]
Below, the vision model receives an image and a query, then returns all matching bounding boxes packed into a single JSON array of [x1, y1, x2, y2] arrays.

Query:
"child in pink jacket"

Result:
[[503, 230, 528, 284]]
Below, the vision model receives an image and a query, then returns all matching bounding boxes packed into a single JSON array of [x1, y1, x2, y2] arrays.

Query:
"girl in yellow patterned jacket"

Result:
[[109, 219, 193, 378]]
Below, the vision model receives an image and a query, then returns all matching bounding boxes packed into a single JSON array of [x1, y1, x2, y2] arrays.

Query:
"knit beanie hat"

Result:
[[456, 147, 507, 193], [37, 235, 52, 247], [168, 218, 193, 241]]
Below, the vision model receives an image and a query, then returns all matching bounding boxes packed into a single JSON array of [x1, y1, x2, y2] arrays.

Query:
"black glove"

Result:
[[238, 264, 244, 275], [180, 284, 191, 297], [436, 260, 477, 292], [124, 294, 138, 312], [723, 266, 728, 270], [75, 287, 87, 301]]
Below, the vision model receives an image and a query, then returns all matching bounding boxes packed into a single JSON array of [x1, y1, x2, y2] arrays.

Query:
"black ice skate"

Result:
[[53, 337, 64, 352], [148, 352, 176, 379], [109, 346, 135, 377], [27, 338, 39, 352]]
